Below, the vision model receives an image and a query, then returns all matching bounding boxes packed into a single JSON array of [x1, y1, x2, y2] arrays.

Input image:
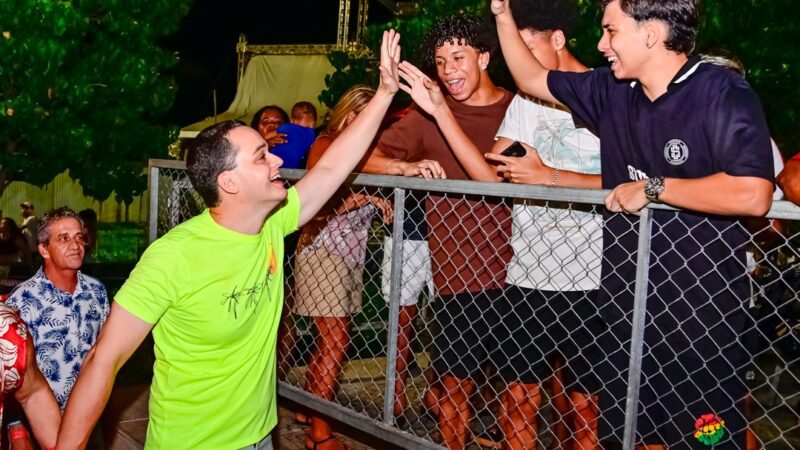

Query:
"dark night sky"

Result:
[[165, 0, 394, 126]]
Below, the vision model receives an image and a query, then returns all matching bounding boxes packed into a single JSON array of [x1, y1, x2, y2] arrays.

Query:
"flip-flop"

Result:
[[305, 435, 349, 450]]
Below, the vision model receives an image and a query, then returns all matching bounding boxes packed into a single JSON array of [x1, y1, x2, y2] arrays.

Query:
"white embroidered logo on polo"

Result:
[[664, 139, 689, 165]]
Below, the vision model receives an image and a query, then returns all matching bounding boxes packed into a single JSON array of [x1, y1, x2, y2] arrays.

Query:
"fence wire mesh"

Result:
[[150, 161, 800, 450]]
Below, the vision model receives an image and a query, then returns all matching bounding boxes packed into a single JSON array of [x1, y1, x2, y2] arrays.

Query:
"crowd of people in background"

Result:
[[0, 1, 798, 450]]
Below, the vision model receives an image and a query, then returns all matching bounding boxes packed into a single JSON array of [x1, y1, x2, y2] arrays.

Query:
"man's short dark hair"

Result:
[[249, 105, 289, 129], [186, 120, 247, 207], [423, 15, 498, 69], [38, 207, 84, 245], [602, 0, 698, 54], [510, 0, 577, 37]]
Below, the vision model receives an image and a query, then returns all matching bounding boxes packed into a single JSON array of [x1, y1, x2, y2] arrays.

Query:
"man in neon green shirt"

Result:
[[56, 30, 402, 450]]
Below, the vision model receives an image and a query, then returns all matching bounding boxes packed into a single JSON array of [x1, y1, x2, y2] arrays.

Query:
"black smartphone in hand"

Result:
[[501, 141, 527, 157]]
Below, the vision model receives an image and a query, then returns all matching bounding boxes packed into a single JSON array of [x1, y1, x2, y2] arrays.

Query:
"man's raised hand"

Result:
[[378, 30, 401, 95], [490, 0, 510, 17]]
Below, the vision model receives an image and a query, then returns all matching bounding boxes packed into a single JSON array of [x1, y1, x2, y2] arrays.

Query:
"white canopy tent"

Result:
[[180, 51, 335, 138]]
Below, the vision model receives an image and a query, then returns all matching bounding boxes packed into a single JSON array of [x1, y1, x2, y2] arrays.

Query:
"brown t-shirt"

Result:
[[376, 89, 514, 295]]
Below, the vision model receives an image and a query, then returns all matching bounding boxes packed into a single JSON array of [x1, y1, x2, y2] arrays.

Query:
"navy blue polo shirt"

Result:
[[548, 58, 775, 359]]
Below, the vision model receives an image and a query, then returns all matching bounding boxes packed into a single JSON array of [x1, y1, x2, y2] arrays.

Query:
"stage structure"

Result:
[[179, 0, 417, 143]]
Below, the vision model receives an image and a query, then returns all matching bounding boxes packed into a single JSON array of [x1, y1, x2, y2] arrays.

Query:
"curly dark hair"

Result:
[[423, 15, 498, 69], [186, 120, 247, 207], [510, 0, 577, 37], [602, 0, 698, 54]]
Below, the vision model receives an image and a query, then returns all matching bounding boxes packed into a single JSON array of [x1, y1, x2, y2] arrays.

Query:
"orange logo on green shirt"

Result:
[[267, 242, 277, 275], [693, 414, 726, 446]]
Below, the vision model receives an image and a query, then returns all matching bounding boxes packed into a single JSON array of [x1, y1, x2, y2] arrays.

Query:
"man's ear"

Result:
[[217, 170, 239, 196], [38, 243, 49, 260], [551, 30, 567, 52], [643, 21, 663, 49], [478, 51, 490, 71]]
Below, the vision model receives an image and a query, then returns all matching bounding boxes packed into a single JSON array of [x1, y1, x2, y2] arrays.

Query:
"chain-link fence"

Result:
[[149, 159, 800, 450]]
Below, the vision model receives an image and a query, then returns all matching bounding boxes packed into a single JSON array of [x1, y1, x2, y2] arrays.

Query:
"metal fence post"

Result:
[[148, 163, 160, 244], [622, 207, 653, 450], [382, 187, 407, 425]]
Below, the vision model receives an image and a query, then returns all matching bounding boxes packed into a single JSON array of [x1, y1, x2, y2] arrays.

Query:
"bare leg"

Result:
[[550, 357, 572, 449], [570, 392, 599, 450], [499, 382, 542, 450], [422, 367, 442, 418], [439, 375, 475, 450], [393, 304, 418, 416], [305, 316, 351, 450]]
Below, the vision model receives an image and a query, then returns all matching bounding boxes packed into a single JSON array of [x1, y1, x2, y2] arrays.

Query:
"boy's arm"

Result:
[[491, 0, 559, 104], [15, 336, 60, 449], [295, 31, 401, 227], [361, 146, 447, 179], [57, 303, 154, 450], [485, 142, 601, 189]]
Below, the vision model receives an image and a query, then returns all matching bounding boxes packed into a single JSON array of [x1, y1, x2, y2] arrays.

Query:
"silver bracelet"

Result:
[[550, 168, 560, 186]]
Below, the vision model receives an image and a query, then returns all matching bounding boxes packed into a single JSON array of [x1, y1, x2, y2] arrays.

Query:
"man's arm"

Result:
[[605, 173, 773, 216], [57, 303, 154, 450], [295, 30, 400, 227], [15, 336, 60, 449], [491, 0, 559, 104]]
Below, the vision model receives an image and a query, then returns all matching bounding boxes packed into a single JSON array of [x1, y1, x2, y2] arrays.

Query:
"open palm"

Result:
[[378, 29, 401, 95], [398, 61, 446, 116]]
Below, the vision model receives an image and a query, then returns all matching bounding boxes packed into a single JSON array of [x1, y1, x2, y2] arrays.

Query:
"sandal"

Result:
[[473, 426, 503, 449], [295, 413, 311, 426], [305, 435, 349, 450]]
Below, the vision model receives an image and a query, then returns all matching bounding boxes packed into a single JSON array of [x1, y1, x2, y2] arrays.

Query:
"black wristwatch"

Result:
[[644, 176, 666, 203]]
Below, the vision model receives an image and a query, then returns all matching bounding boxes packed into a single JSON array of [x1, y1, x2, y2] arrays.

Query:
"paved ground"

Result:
[[103, 385, 394, 450]]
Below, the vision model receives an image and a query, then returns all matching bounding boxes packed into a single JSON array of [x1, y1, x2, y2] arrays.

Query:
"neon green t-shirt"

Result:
[[116, 188, 300, 449]]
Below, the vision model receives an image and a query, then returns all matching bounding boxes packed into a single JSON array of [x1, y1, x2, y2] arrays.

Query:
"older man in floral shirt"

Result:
[[6, 207, 109, 408]]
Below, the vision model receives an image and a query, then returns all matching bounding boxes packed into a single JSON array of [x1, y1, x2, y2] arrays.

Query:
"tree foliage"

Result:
[[0, 0, 191, 203], [321, 0, 799, 156]]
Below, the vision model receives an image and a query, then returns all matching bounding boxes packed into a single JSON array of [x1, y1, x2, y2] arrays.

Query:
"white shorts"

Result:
[[381, 237, 433, 307]]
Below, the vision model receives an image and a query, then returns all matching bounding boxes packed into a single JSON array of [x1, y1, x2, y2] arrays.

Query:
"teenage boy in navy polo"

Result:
[[492, 0, 774, 448]]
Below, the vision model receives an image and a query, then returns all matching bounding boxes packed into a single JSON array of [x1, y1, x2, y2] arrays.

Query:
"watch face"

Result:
[[645, 177, 665, 201]]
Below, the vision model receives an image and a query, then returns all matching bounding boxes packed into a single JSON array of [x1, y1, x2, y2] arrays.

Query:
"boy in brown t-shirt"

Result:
[[362, 15, 513, 450]]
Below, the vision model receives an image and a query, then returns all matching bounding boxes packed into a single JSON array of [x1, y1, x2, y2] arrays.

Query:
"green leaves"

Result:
[[0, 0, 191, 203]]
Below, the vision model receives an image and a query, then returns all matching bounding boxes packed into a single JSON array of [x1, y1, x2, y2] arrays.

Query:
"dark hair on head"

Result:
[[249, 105, 289, 129], [186, 120, 247, 207], [38, 207, 84, 245], [1, 218, 20, 236], [423, 15, 498, 69], [291, 101, 318, 122], [510, 0, 577, 37], [601, 0, 698, 54]]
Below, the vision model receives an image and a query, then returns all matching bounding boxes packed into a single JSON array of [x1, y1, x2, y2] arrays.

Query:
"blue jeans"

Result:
[[239, 434, 273, 450]]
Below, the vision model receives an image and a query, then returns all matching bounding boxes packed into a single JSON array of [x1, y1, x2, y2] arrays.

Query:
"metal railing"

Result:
[[149, 159, 800, 449]]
